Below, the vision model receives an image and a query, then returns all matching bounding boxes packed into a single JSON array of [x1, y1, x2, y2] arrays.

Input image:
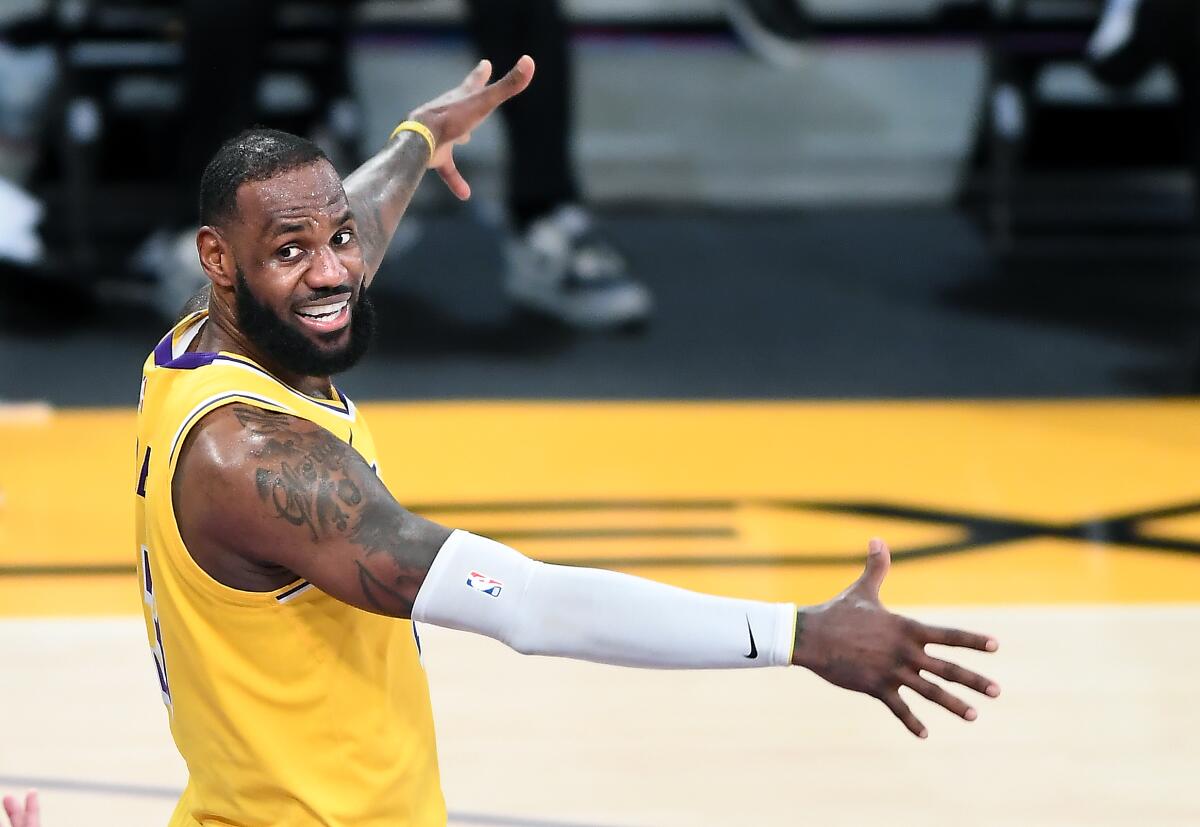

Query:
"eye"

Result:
[[332, 229, 354, 247], [277, 244, 303, 262]]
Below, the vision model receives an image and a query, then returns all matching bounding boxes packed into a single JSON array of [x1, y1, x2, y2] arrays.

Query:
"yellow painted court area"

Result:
[[2, 399, 1200, 615]]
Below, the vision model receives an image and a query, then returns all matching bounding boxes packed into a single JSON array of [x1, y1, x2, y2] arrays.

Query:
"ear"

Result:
[[197, 226, 235, 288]]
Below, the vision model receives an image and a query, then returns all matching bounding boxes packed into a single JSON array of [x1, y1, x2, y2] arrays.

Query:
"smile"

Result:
[[294, 297, 351, 333]]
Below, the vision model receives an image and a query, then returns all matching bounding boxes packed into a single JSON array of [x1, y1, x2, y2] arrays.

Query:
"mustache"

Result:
[[295, 285, 354, 305]]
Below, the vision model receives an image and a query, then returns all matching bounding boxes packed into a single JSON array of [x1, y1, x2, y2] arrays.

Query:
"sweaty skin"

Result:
[[169, 56, 998, 739], [175, 57, 537, 594], [193, 158, 361, 398]]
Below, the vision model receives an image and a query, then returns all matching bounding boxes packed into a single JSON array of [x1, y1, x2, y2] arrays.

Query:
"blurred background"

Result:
[[1, 0, 1198, 825]]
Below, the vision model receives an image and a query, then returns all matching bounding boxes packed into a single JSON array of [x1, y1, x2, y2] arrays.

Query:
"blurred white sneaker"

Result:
[[1088, 0, 1144, 62], [503, 205, 652, 330], [724, 0, 813, 69], [133, 228, 209, 320], [0, 177, 43, 266]]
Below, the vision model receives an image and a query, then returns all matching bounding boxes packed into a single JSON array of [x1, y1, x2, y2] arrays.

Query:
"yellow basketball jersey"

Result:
[[134, 311, 445, 826]]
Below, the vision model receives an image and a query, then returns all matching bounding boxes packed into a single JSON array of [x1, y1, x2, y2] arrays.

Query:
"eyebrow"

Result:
[[269, 221, 308, 238], [265, 209, 354, 239]]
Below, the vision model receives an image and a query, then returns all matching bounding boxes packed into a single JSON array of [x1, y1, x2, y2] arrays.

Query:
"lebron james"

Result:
[[134, 56, 999, 826]]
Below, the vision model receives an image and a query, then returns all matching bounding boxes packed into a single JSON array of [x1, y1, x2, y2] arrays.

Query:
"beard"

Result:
[[234, 268, 376, 378]]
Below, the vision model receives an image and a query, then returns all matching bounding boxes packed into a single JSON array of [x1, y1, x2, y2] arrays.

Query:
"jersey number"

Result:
[[142, 545, 174, 711]]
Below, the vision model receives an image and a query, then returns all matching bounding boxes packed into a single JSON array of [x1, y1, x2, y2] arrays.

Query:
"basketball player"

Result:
[[136, 56, 999, 825]]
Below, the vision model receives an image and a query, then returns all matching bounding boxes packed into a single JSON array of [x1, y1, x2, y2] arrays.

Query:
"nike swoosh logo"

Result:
[[744, 616, 758, 659]]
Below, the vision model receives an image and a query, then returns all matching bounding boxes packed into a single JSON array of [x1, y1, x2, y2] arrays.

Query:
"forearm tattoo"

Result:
[[234, 405, 434, 613], [343, 136, 430, 280]]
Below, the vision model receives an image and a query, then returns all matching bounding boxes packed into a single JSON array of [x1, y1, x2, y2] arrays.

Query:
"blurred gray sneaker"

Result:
[[133, 228, 209, 320], [503, 205, 652, 330], [1088, 0, 1145, 63], [724, 0, 812, 69]]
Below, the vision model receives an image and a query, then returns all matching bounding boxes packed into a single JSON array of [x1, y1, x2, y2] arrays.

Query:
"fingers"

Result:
[[881, 690, 927, 739], [436, 158, 471, 201], [918, 622, 998, 653], [917, 652, 1001, 698], [479, 54, 535, 106], [465, 59, 493, 92], [854, 537, 890, 598], [3, 792, 32, 827], [899, 667, 976, 721]]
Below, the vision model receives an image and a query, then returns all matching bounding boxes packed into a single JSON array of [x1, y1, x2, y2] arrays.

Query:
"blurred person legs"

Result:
[[135, 0, 275, 317], [724, 0, 811, 68], [1084, 0, 1200, 230], [463, 0, 651, 330], [1087, 0, 1197, 86], [1087, 0, 1155, 85], [0, 15, 58, 277]]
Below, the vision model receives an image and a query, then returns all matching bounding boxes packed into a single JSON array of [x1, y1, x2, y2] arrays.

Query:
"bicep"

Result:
[[177, 404, 452, 617]]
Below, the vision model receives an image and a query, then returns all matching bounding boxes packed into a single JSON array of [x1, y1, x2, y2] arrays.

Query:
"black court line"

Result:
[[6, 497, 1200, 578], [0, 775, 628, 827]]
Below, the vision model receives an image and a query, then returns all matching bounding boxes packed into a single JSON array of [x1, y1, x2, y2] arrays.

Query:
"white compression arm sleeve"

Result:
[[412, 530, 796, 669]]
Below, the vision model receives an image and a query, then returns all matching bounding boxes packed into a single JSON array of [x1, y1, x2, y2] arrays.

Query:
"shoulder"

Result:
[[175, 403, 360, 511], [178, 403, 347, 476], [173, 403, 352, 549], [174, 401, 390, 566]]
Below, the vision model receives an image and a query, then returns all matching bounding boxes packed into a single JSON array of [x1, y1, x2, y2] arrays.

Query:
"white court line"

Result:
[[0, 401, 53, 425]]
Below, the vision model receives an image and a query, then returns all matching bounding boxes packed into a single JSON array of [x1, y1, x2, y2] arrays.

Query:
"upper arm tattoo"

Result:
[[233, 405, 442, 614]]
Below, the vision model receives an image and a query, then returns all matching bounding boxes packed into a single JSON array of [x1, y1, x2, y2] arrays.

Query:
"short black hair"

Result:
[[198, 128, 329, 227]]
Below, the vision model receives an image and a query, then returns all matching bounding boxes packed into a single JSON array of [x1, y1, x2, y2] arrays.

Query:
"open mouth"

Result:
[[294, 296, 351, 333]]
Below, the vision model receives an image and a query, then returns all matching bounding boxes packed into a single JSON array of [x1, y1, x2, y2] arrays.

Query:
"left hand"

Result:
[[792, 538, 1000, 738], [408, 55, 536, 200], [3, 791, 40, 827]]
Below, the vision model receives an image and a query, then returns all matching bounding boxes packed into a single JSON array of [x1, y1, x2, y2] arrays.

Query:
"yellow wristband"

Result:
[[389, 120, 436, 158]]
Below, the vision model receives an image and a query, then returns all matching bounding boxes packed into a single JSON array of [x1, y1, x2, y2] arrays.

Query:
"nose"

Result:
[[304, 243, 349, 290]]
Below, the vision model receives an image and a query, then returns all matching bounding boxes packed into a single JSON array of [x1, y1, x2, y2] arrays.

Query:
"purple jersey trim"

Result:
[[153, 315, 216, 369], [152, 330, 218, 369], [149, 320, 351, 414], [151, 330, 175, 366], [162, 351, 220, 370]]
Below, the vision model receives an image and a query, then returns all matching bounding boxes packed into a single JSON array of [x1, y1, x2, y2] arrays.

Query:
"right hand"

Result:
[[3, 791, 40, 827], [408, 55, 536, 201], [792, 538, 1000, 738]]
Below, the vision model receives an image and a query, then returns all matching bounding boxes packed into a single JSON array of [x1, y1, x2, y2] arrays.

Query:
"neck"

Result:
[[194, 299, 334, 399]]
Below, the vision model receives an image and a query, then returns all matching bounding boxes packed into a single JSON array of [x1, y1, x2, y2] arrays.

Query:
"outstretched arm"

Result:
[[178, 405, 998, 737], [345, 55, 535, 287]]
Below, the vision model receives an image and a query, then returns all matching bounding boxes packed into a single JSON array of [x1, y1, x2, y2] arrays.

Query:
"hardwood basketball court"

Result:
[[2, 400, 1198, 824]]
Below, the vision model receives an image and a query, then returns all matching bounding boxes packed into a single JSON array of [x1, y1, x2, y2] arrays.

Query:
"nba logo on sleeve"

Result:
[[466, 571, 503, 597]]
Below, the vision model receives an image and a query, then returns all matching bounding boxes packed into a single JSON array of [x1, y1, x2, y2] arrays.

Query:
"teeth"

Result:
[[296, 299, 348, 320]]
